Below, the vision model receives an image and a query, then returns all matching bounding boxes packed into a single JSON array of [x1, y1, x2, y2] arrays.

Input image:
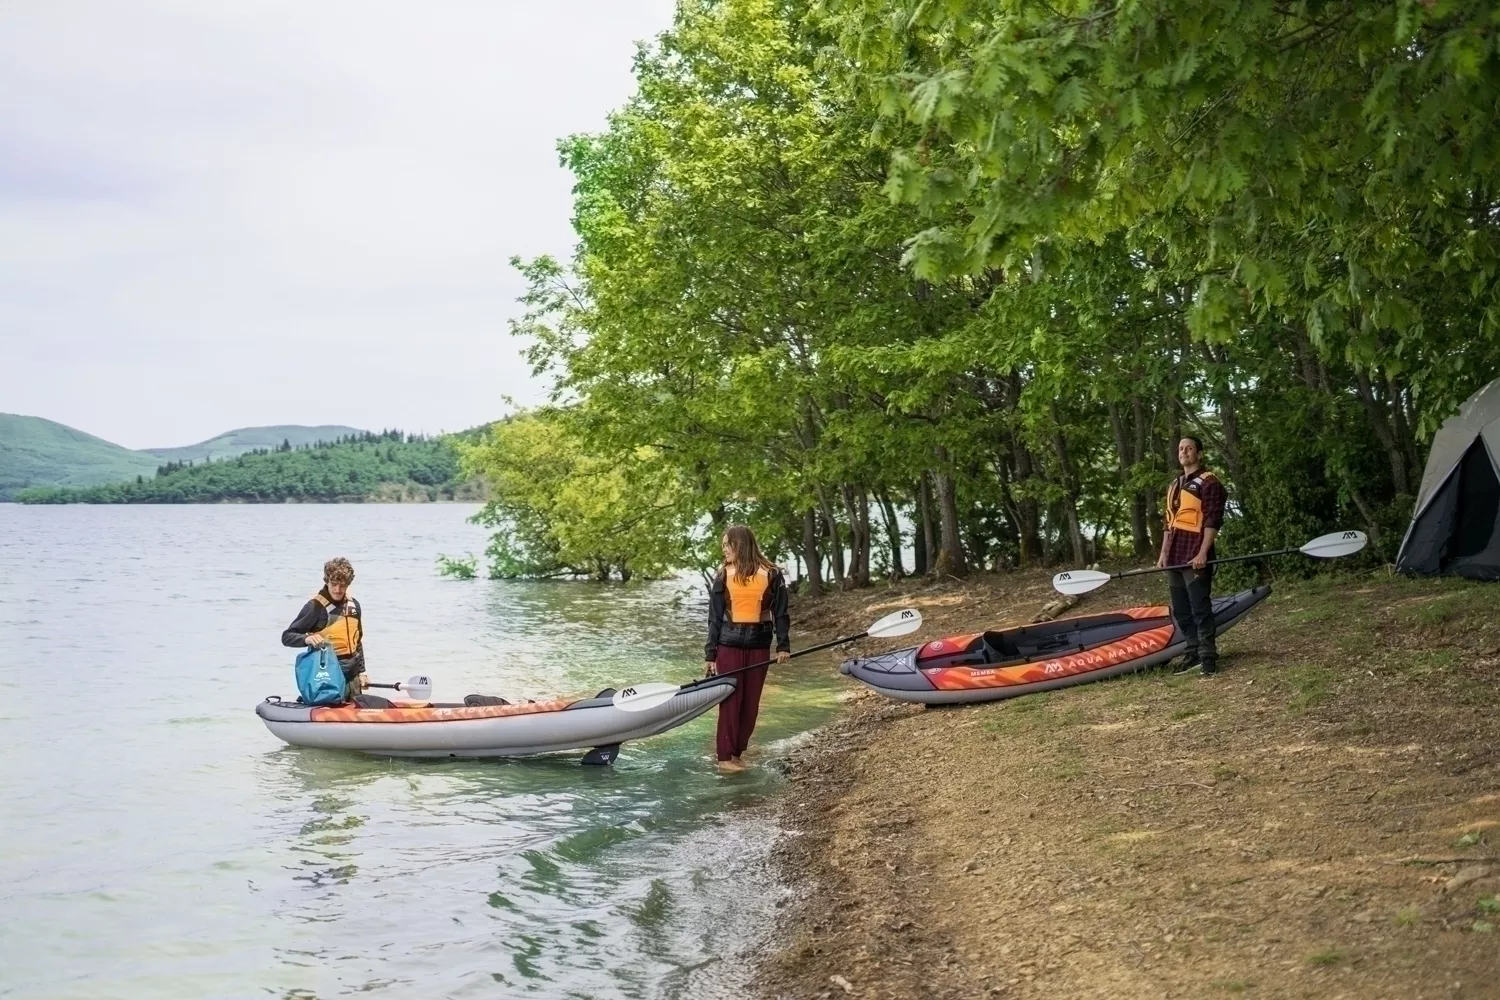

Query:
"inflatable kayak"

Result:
[[840, 586, 1270, 705], [256, 676, 735, 762]]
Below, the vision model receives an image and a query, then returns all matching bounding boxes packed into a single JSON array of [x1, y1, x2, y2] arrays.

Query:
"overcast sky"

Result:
[[0, 1, 675, 449]]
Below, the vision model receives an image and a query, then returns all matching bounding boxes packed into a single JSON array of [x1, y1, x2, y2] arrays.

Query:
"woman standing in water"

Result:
[[704, 525, 791, 773]]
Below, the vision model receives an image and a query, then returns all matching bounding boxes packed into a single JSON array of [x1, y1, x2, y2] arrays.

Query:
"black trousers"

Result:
[[1166, 566, 1216, 666]]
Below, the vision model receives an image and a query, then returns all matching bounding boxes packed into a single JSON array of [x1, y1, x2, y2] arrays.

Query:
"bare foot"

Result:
[[717, 759, 748, 773]]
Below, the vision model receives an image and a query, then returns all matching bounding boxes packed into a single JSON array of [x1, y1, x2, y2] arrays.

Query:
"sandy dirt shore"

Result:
[[754, 567, 1500, 1000]]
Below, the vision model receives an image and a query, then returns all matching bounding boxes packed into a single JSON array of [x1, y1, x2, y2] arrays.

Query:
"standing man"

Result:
[[1157, 437, 1227, 676], [282, 557, 367, 700]]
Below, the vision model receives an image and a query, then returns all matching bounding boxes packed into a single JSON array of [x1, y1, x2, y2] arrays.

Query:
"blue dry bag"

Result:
[[295, 645, 347, 705]]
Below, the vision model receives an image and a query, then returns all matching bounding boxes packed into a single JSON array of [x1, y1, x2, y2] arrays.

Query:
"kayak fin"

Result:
[[581, 743, 621, 766]]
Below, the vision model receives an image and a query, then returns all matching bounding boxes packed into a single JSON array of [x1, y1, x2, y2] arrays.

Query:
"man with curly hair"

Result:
[[282, 557, 367, 699]]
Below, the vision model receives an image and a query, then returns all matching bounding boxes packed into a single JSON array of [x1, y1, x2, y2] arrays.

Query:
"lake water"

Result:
[[0, 505, 839, 1000]]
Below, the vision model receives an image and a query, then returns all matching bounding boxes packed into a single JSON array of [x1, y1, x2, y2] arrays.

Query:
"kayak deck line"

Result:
[[255, 675, 738, 760], [304, 697, 579, 723], [841, 586, 1270, 705]]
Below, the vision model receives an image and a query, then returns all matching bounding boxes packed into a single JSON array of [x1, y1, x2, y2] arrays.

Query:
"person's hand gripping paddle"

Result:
[[611, 608, 924, 713], [1050, 529, 1369, 596]]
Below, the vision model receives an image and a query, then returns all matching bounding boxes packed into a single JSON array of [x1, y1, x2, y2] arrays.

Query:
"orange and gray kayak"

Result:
[[840, 586, 1269, 704], [255, 676, 735, 762]]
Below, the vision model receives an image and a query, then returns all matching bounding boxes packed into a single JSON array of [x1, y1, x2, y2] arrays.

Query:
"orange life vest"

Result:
[[1165, 469, 1217, 534], [313, 593, 362, 658], [725, 567, 773, 624]]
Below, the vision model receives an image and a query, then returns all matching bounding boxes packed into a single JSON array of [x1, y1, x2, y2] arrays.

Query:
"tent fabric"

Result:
[[1411, 378, 1500, 516], [1397, 376, 1500, 580]]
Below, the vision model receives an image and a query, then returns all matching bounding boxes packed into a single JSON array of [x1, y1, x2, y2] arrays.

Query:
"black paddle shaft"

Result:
[[1110, 544, 1304, 581], [683, 630, 871, 690]]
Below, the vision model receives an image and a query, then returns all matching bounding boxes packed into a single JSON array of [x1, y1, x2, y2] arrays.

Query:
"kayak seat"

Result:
[[594, 687, 617, 698], [464, 694, 512, 707], [353, 694, 394, 708], [982, 631, 1021, 660]]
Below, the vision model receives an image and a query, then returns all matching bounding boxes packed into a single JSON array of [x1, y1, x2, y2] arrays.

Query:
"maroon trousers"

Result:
[[713, 645, 769, 761]]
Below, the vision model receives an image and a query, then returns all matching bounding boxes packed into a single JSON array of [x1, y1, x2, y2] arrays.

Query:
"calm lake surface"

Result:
[[0, 505, 839, 1000]]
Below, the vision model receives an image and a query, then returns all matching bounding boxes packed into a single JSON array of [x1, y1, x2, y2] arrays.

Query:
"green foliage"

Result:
[[494, 0, 1500, 585], [436, 553, 479, 580], [0, 413, 160, 500], [143, 425, 365, 465], [16, 431, 468, 503], [461, 411, 694, 581]]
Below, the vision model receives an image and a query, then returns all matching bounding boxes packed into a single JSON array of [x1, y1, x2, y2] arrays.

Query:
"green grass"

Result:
[[1276, 663, 1337, 713], [0, 412, 160, 499], [1395, 906, 1421, 927], [983, 693, 1091, 735], [1477, 896, 1500, 915], [1306, 948, 1345, 967], [1455, 830, 1484, 849], [1393, 648, 1462, 678]]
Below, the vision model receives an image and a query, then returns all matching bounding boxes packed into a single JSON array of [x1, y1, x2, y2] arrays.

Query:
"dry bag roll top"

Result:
[[295, 644, 347, 705]]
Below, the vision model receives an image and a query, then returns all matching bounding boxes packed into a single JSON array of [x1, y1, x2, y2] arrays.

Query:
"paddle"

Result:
[[611, 607, 924, 713], [1050, 529, 1369, 596], [363, 674, 433, 700]]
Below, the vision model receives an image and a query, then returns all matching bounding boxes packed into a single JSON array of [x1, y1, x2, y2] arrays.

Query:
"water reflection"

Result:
[[1, 505, 836, 999]]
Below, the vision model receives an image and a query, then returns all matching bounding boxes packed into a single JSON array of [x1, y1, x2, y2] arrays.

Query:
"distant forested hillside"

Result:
[[144, 425, 365, 465], [0, 413, 161, 500], [16, 431, 482, 503]]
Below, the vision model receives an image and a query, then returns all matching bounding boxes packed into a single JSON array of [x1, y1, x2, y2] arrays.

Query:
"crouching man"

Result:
[[282, 557, 367, 700]]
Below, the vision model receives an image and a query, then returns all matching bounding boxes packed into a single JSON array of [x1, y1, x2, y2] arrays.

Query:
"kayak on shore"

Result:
[[839, 586, 1270, 705], [255, 675, 736, 762]]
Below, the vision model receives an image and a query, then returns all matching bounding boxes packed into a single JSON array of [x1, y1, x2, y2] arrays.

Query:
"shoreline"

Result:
[[756, 569, 1500, 999]]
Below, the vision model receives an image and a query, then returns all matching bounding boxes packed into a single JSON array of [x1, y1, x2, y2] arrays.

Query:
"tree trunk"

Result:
[[917, 474, 935, 575], [1354, 368, 1410, 496], [1200, 345, 1248, 488], [801, 508, 823, 595], [1010, 435, 1042, 567], [815, 485, 846, 586], [932, 450, 968, 577], [841, 484, 871, 589], [877, 489, 905, 581], [1049, 402, 1087, 565], [1109, 399, 1151, 557]]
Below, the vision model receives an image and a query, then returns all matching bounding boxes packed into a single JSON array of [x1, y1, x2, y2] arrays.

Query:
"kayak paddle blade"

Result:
[[1300, 529, 1368, 559], [867, 608, 923, 638], [1052, 569, 1111, 595], [402, 675, 432, 701], [611, 682, 682, 713]]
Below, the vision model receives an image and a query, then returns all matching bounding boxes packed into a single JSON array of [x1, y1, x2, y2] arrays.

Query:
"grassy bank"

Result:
[[759, 569, 1500, 999]]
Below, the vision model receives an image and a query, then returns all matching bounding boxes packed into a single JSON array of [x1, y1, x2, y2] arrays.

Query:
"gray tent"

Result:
[[1396, 377, 1500, 580]]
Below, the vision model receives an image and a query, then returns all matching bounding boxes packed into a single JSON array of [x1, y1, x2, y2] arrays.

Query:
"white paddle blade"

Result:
[[611, 681, 682, 713], [1300, 529, 1368, 559], [867, 608, 923, 638], [401, 675, 432, 701], [1052, 569, 1111, 595]]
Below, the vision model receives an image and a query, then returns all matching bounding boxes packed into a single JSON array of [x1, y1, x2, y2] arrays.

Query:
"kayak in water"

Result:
[[256, 675, 736, 763], [839, 586, 1270, 705]]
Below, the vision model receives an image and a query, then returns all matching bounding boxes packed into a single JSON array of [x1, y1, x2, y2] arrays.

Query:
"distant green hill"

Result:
[[16, 430, 484, 504], [144, 425, 365, 465], [0, 413, 161, 501]]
